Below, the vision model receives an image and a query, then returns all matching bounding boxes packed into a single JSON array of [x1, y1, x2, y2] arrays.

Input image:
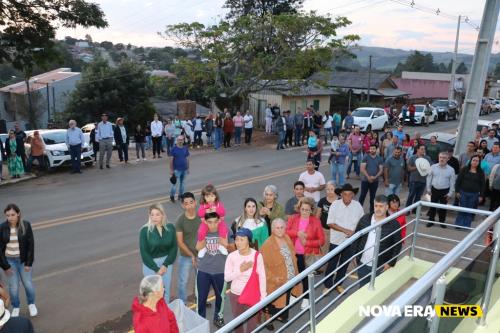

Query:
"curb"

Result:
[[0, 173, 37, 186]]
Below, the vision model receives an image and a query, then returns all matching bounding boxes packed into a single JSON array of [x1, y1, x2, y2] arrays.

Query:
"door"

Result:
[[290, 100, 297, 114], [374, 109, 384, 129], [258, 99, 267, 128], [313, 99, 320, 112]]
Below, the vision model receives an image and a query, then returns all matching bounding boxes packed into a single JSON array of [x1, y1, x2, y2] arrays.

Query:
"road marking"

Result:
[[32, 164, 307, 230]]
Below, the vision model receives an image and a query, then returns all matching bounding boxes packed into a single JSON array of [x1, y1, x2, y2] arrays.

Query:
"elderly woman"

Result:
[[286, 197, 325, 310], [139, 204, 177, 304], [232, 198, 269, 249], [132, 275, 179, 333], [258, 185, 285, 236], [224, 228, 267, 333], [261, 218, 302, 327]]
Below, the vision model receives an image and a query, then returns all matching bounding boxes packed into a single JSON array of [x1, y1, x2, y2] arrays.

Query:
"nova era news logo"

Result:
[[359, 305, 483, 318]]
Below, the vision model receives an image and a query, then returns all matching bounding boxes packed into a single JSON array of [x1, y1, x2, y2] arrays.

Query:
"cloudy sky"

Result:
[[57, 0, 500, 54]]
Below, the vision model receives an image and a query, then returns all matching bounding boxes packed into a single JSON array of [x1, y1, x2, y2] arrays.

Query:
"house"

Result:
[[392, 71, 471, 104], [248, 80, 336, 127], [149, 70, 177, 79], [0, 68, 81, 130], [312, 71, 409, 104]]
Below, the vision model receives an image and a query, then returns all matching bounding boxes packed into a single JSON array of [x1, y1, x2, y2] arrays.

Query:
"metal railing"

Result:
[[215, 201, 497, 333]]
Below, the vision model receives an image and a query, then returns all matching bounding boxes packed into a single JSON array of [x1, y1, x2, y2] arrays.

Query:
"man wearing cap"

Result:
[[323, 183, 364, 294], [405, 144, 432, 211], [352, 195, 402, 288], [96, 113, 114, 169], [426, 152, 456, 228], [65, 119, 85, 174], [0, 299, 35, 333], [113, 117, 129, 163], [169, 135, 189, 203]]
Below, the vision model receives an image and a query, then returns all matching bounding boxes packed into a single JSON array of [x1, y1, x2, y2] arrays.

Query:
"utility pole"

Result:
[[367, 55, 372, 103], [454, 0, 500, 157], [449, 15, 461, 102]]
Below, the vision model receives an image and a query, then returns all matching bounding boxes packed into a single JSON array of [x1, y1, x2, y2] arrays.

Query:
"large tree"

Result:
[[65, 59, 155, 128], [164, 12, 358, 109], [224, 0, 303, 18], [0, 0, 107, 127]]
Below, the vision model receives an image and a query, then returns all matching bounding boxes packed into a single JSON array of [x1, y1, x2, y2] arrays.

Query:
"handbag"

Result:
[[238, 251, 261, 307]]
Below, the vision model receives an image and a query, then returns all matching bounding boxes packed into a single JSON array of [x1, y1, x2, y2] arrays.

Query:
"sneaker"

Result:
[[136, 159, 140, 162], [440, 224, 447, 229], [198, 247, 207, 258], [213, 315, 225, 328], [335, 285, 345, 294], [218, 245, 228, 255], [426, 222, 434, 227], [106, 165, 110, 169], [289, 296, 298, 304], [170, 195, 175, 203], [11, 308, 19, 317], [29, 304, 38, 317], [300, 299, 309, 310]]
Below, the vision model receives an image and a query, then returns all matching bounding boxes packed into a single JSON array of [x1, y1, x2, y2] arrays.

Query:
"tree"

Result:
[[493, 63, 500, 80], [65, 58, 155, 128], [100, 41, 114, 50], [456, 62, 468, 74], [224, 0, 303, 18], [0, 0, 107, 128], [164, 12, 358, 109], [114, 43, 125, 51]]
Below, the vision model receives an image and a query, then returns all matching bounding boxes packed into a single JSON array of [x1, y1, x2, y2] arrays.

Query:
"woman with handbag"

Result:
[[261, 218, 302, 329], [224, 228, 267, 333], [286, 197, 325, 310]]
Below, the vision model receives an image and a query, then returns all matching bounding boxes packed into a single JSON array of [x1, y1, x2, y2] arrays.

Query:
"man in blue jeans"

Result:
[[358, 144, 384, 212], [175, 192, 201, 305], [405, 145, 432, 212], [170, 135, 189, 202]]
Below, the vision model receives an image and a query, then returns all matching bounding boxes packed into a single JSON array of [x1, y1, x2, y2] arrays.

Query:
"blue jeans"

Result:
[[7, 257, 36, 308], [330, 162, 346, 186], [455, 191, 479, 228], [170, 169, 186, 197], [234, 127, 242, 145], [324, 128, 333, 142], [294, 125, 303, 146], [347, 151, 362, 176], [333, 125, 341, 137], [385, 183, 402, 196], [69, 144, 82, 172], [142, 255, 173, 303], [146, 136, 152, 150], [214, 128, 222, 150], [166, 137, 174, 156], [206, 131, 213, 145], [277, 131, 285, 149], [194, 131, 203, 146], [406, 181, 426, 207], [177, 255, 194, 303], [359, 180, 379, 212], [196, 271, 226, 320], [357, 264, 381, 288]]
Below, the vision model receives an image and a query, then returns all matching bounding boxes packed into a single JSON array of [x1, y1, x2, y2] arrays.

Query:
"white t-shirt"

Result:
[[298, 171, 326, 203], [360, 215, 377, 266], [243, 114, 253, 128], [323, 115, 333, 129], [327, 199, 364, 245]]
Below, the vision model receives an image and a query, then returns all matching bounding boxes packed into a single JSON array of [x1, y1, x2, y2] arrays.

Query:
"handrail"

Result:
[[215, 201, 495, 333], [357, 206, 500, 333]]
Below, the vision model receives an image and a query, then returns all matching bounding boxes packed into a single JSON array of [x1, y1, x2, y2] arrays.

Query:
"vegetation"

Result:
[[393, 51, 468, 76]]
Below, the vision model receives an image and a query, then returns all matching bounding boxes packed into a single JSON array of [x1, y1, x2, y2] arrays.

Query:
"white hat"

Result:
[[416, 158, 431, 177], [0, 300, 10, 326]]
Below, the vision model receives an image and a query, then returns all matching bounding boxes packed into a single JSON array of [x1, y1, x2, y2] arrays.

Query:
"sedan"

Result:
[[351, 107, 389, 132], [399, 104, 438, 126], [431, 100, 458, 121]]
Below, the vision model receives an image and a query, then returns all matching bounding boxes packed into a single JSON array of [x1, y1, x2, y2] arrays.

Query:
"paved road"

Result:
[[0, 113, 497, 333]]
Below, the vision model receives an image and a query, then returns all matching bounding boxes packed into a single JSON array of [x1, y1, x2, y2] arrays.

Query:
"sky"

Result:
[[56, 0, 500, 54]]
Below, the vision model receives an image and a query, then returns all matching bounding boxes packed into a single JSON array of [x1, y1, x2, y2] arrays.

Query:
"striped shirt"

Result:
[[5, 227, 20, 258]]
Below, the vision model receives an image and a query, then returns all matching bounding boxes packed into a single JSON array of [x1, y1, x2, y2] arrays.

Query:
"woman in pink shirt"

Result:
[[224, 228, 267, 333], [233, 111, 244, 146], [286, 197, 324, 310]]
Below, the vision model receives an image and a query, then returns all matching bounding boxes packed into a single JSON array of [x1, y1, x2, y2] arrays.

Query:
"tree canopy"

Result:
[[224, 0, 303, 18], [393, 51, 468, 76], [164, 11, 358, 109], [65, 59, 155, 128]]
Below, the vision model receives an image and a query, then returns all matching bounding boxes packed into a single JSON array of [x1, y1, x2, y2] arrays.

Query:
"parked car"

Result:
[[351, 107, 389, 132], [477, 119, 493, 132], [399, 104, 438, 126], [81, 122, 116, 148], [431, 100, 458, 121], [421, 132, 456, 151], [494, 100, 500, 111], [24, 129, 94, 171], [481, 98, 492, 115]]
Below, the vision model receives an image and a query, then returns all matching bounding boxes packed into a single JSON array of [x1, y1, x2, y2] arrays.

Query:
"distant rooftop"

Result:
[[0, 68, 81, 94], [311, 71, 396, 90], [149, 70, 177, 79]]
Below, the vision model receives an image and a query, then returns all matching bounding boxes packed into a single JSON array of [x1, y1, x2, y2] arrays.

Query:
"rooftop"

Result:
[[0, 68, 81, 94], [311, 71, 396, 90]]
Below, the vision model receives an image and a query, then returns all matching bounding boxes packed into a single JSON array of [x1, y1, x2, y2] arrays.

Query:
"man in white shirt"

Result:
[[150, 113, 163, 158], [298, 159, 326, 203], [243, 110, 253, 144], [352, 195, 402, 288], [96, 113, 114, 169], [322, 111, 333, 143], [323, 183, 364, 294]]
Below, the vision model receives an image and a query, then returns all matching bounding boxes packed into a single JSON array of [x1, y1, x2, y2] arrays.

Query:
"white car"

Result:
[[399, 104, 438, 126], [25, 129, 94, 171], [351, 107, 389, 132]]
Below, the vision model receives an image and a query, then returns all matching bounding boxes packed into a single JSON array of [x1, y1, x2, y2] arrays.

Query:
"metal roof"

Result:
[[311, 71, 396, 90], [0, 68, 80, 94]]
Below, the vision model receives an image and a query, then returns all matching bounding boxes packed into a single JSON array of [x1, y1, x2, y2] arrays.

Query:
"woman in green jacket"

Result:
[[232, 198, 269, 249], [258, 185, 285, 236], [139, 203, 177, 303]]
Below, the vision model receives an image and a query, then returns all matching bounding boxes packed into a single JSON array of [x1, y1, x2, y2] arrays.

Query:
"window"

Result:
[[290, 100, 297, 113], [313, 100, 320, 111]]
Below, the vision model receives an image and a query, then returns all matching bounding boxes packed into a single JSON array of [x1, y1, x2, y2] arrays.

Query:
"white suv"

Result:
[[25, 129, 94, 171], [351, 107, 389, 132]]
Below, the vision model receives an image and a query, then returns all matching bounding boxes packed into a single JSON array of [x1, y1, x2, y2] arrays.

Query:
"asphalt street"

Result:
[[0, 112, 497, 333]]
